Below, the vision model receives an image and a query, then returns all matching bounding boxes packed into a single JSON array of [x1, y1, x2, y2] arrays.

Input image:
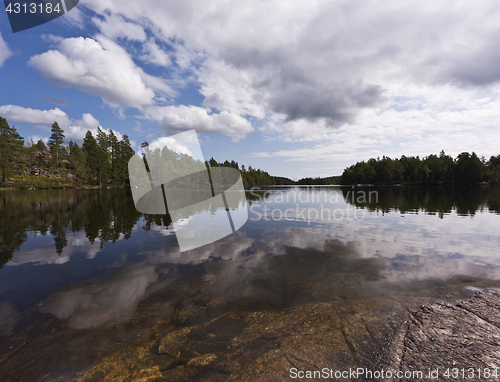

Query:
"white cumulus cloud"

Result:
[[147, 136, 193, 157], [92, 14, 147, 42], [0, 33, 12, 67], [0, 105, 70, 126], [139, 39, 172, 66], [77, 0, 500, 145], [144, 105, 253, 142], [28, 36, 174, 109]]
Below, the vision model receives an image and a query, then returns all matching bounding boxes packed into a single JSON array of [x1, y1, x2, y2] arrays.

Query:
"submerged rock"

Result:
[[186, 353, 217, 367]]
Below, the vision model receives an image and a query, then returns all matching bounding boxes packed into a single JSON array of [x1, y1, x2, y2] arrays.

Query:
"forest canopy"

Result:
[[1, 116, 498, 188], [340, 151, 500, 185]]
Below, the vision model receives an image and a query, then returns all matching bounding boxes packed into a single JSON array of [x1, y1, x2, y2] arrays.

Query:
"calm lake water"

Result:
[[1, 186, 500, 381]]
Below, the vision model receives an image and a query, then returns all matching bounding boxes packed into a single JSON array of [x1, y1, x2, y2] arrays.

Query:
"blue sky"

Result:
[[1, 0, 500, 180]]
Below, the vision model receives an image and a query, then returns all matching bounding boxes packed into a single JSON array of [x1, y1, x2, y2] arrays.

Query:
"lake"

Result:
[[1, 185, 500, 380]]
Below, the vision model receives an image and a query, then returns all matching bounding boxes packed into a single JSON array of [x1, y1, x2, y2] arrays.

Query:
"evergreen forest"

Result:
[[1, 116, 499, 188]]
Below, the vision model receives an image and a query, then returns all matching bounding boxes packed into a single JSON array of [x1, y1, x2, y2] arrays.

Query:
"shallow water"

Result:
[[1, 186, 500, 381]]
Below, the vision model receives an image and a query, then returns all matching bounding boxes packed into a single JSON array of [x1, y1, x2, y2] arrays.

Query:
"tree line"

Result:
[[340, 151, 500, 185], [6, 115, 497, 187], [1, 115, 294, 188], [206, 159, 344, 186], [296, 176, 341, 185], [1, 116, 135, 187], [207, 157, 289, 187]]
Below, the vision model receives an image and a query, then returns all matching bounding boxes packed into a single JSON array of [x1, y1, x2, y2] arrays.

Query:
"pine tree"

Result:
[[82, 130, 99, 184], [48, 122, 65, 169], [117, 135, 135, 184], [68, 140, 84, 176], [96, 127, 111, 185], [209, 157, 218, 167], [35, 139, 48, 152], [107, 130, 119, 184], [0, 117, 24, 182]]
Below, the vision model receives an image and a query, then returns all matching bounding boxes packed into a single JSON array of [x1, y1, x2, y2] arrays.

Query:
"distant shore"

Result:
[[1, 179, 498, 191]]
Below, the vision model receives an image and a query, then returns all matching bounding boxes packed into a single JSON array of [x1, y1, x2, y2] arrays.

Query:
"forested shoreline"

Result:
[[0, 116, 291, 189], [1, 116, 136, 189], [340, 151, 500, 185], [2, 115, 499, 188]]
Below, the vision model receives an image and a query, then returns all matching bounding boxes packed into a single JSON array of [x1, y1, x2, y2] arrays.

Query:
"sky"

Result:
[[1, 0, 500, 180]]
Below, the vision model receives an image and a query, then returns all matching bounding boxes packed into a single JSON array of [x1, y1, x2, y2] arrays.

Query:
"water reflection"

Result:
[[0, 190, 175, 267], [0, 189, 267, 268], [39, 264, 159, 329], [0, 190, 145, 267], [1, 187, 500, 381], [341, 184, 500, 216], [142, 235, 255, 265]]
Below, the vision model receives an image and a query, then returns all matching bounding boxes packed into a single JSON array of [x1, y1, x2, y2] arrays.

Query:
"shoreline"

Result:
[[2, 182, 499, 192]]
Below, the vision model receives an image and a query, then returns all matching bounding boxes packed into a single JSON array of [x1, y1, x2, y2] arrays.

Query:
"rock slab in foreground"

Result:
[[385, 290, 500, 381]]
